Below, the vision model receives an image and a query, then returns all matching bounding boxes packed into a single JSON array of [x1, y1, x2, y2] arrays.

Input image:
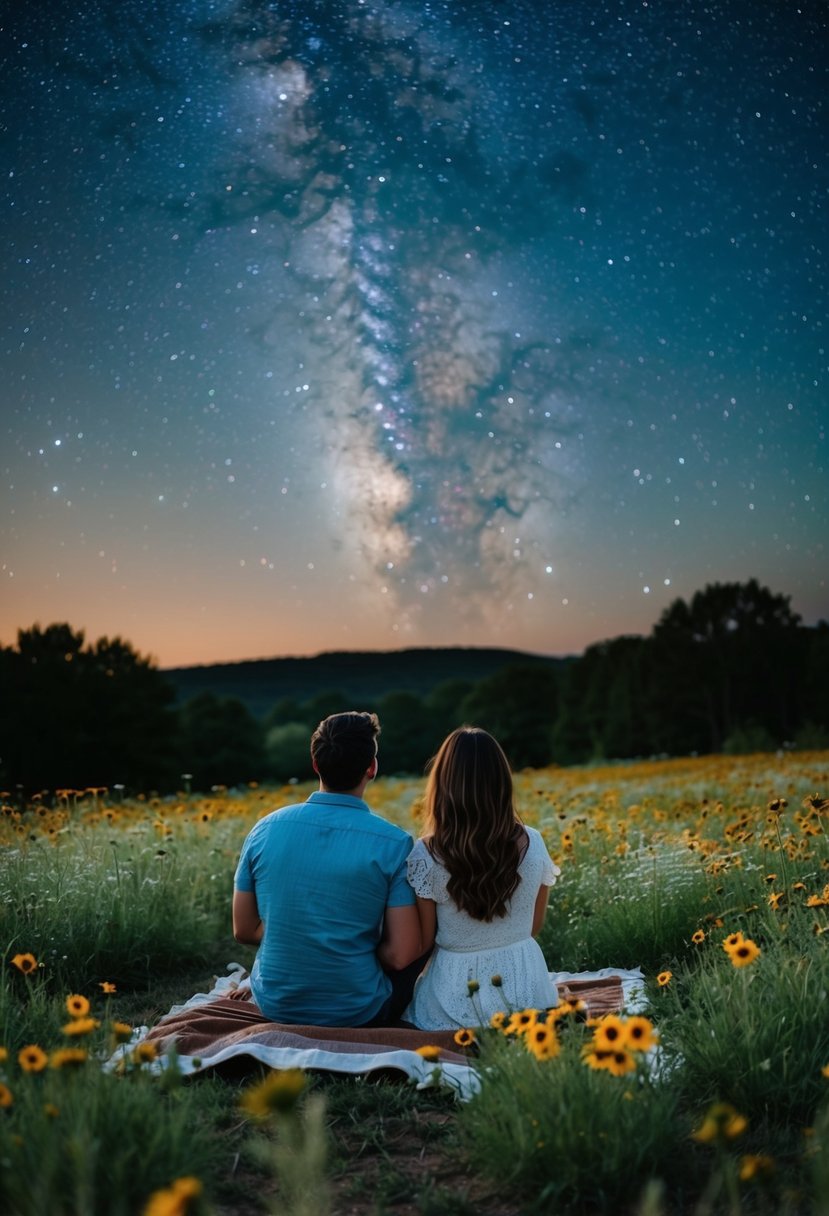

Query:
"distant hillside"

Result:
[[163, 646, 565, 719]]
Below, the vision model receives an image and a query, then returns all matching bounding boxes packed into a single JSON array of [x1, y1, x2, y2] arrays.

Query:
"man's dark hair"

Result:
[[310, 711, 381, 792]]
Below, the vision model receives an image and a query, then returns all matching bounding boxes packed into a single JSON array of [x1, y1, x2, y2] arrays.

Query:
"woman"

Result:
[[403, 726, 560, 1030]]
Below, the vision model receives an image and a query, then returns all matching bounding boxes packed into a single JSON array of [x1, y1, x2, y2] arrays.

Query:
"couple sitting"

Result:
[[231, 711, 560, 1031]]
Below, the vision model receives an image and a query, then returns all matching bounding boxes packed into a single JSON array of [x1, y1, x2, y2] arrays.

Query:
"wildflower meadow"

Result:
[[2, 751, 829, 1214]]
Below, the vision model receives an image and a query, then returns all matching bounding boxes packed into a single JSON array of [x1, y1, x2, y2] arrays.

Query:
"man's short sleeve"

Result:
[[386, 835, 416, 907]]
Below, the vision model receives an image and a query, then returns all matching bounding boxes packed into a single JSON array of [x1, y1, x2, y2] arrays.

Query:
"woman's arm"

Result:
[[232, 889, 264, 945], [414, 895, 437, 954], [531, 885, 550, 937]]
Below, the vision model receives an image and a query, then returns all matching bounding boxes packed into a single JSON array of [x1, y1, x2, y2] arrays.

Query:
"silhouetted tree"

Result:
[[593, 636, 658, 759], [179, 692, 265, 790], [375, 691, 435, 775], [549, 652, 596, 765], [460, 663, 558, 769], [265, 722, 315, 783], [264, 696, 307, 731], [425, 679, 475, 744], [303, 691, 352, 729], [651, 580, 802, 751], [0, 624, 179, 792]]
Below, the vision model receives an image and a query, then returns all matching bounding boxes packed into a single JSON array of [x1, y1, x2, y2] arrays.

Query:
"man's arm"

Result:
[[376, 904, 423, 971], [233, 888, 264, 945]]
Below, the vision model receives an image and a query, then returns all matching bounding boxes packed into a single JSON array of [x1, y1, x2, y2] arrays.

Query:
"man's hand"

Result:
[[228, 984, 253, 1002]]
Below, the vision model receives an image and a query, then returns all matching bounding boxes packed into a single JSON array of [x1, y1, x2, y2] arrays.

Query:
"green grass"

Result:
[[1, 755, 828, 1215]]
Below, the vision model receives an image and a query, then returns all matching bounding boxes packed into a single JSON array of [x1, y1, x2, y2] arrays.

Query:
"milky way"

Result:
[[1, 1, 826, 663]]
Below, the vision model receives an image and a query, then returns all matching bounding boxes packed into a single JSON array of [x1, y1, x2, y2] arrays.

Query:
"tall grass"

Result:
[[0, 1042, 233, 1216], [1, 811, 243, 991], [459, 1030, 686, 1214], [1, 754, 827, 1214]]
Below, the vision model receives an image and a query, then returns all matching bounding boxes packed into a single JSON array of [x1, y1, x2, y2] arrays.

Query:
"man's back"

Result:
[[234, 790, 414, 1026]]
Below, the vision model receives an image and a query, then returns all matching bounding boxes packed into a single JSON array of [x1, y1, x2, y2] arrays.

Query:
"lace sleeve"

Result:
[[532, 829, 561, 887], [406, 845, 434, 899], [543, 854, 562, 887]]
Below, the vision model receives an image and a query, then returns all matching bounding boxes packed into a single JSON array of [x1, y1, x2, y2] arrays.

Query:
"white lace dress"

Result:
[[402, 828, 561, 1030]]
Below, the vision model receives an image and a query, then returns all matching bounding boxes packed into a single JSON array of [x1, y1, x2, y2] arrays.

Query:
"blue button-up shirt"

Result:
[[234, 791, 415, 1025]]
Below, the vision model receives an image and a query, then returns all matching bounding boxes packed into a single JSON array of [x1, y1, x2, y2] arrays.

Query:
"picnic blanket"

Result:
[[115, 963, 646, 1101]]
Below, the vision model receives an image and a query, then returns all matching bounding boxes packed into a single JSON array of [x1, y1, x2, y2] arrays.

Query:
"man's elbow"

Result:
[[380, 938, 422, 971]]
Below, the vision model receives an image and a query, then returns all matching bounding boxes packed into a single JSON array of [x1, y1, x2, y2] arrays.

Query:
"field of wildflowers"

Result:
[[1, 751, 828, 1214]]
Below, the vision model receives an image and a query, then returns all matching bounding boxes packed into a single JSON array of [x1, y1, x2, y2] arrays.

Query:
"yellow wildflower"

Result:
[[604, 1049, 636, 1077], [50, 1048, 88, 1069], [625, 1016, 658, 1052], [415, 1045, 441, 1062], [583, 1048, 636, 1076], [65, 994, 90, 1018], [11, 953, 37, 975], [143, 1176, 202, 1216], [453, 1028, 477, 1049], [739, 1154, 774, 1182], [656, 970, 672, 987], [239, 1069, 306, 1120], [0, 1083, 12, 1108], [18, 1045, 48, 1073], [591, 1015, 627, 1052], [525, 1023, 560, 1061], [507, 1009, 539, 1035], [62, 1017, 100, 1037], [726, 938, 761, 968], [692, 1102, 748, 1144]]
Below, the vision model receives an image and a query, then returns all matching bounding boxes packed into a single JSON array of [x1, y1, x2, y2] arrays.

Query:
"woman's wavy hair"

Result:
[[423, 726, 523, 922]]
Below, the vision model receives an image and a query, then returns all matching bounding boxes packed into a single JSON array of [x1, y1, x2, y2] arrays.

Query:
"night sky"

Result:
[[2, 0, 826, 668]]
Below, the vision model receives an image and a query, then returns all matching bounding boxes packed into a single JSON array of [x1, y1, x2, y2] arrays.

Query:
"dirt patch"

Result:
[[214, 1102, 522, 1216], [327, 1105, 522, 1216]]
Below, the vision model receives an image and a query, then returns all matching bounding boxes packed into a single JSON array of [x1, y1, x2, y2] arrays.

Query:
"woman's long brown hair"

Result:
[[423, 726, 524, 921]]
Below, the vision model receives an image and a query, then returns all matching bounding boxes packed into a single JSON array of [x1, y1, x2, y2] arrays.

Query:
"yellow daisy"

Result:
[[11, 953, 37, 975], [239, 1069, 306, 1120], [65, 994, 90, 1018], [18, 1045, 48, 1073], [415, 1045, 441, 1062]]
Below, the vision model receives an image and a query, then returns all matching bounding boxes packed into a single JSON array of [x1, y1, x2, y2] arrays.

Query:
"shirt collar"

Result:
[[306, 791, 371, 813]]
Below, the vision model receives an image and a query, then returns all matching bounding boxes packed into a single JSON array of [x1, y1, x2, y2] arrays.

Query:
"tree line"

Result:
[[1, 581, 826, 796]]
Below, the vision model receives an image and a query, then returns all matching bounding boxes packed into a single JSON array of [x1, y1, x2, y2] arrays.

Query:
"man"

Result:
[[232, 710, 423, 1026]]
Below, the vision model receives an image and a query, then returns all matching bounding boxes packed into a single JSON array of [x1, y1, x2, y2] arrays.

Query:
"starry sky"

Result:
[[2, 0, 826, 668]]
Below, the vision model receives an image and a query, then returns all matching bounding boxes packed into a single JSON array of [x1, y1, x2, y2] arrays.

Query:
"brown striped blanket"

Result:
[[119, 965, 645, 1098]]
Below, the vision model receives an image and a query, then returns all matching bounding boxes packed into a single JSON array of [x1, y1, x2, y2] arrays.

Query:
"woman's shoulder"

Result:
[[521, 826, 560, 873], [407, 837, 444, 899], [408, 836, 442, 875], [522, 825, 546, 850], [409, 836, 434, 862]]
